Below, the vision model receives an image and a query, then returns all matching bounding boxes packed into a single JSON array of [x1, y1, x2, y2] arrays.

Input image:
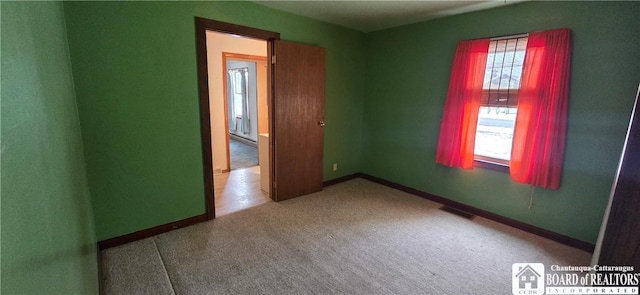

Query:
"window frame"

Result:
[[473, 36, 528, 171], [474, 157, 509, 172]]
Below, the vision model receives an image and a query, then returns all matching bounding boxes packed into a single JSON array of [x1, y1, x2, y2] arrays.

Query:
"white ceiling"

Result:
[[255, 1, 525, 33]]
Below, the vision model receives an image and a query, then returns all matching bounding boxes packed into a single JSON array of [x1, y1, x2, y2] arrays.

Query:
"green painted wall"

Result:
[[1, 2, 99, 293], [59, 0, 636, 246], [63, 1, 366, 240], [363, 1, 640, 244]]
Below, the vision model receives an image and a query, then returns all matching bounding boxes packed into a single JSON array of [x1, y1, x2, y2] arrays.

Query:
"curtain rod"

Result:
[[490, 33, 529, 41], [469, 28, 569, 41], [468, 32, 527, 41]]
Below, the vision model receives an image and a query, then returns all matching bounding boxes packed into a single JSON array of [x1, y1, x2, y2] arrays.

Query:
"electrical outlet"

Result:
[[332, 163, 338, 171]]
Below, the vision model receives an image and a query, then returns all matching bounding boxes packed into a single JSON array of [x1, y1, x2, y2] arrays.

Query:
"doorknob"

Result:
[[318, 120, 325, 127]]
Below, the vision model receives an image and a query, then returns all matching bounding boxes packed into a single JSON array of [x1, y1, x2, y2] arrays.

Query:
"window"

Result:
[[231, 68, 248, 118], [436, 28, 571, 189], [474, 37, 527, 166]]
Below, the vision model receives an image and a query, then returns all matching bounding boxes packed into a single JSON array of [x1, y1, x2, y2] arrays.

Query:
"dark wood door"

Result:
[[595, 85, 640, 268], [272, 41, 325, 201]]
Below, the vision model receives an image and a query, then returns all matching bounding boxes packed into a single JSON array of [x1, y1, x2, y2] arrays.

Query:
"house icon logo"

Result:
[[512, 263, 545, 295]]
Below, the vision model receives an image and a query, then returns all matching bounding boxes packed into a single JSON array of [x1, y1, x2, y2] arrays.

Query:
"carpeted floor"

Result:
[[229, 138, 258, 170], [101, 178, 591, 294]]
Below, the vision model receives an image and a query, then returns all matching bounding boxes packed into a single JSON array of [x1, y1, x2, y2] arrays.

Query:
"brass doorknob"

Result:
[[318, 120, 325, 127]]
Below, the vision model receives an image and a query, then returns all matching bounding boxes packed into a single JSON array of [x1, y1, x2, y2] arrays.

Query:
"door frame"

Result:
[[222, 53, 268, 172], [195, 17, 279, 219]]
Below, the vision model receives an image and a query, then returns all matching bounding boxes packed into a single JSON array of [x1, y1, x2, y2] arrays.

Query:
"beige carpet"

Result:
[[102, 178, 591, 294]]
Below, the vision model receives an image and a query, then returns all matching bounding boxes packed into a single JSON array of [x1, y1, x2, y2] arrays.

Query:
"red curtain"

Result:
[[436, 39, 490, 169], [510, 28, 571, 189]]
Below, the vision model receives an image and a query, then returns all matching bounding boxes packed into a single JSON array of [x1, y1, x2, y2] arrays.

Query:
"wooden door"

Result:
[[594, 85, 640, 268], [272, 41, 325, 201]]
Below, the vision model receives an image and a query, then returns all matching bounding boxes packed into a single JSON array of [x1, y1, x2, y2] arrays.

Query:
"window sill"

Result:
[[474, 159, 509, 173]]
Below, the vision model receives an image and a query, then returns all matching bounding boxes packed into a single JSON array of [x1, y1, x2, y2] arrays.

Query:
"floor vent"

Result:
[[439, 206, 475, 220]]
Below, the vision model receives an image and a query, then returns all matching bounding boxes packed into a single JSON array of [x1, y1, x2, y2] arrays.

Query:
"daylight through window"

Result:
[[229, 68, 249, 118], [474, 37, 528, 165]]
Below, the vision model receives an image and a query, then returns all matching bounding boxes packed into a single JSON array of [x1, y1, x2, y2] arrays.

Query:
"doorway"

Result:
[[223, 53, 269, 172], [195, 17, 326, 220], [206, 31, 270, 216]]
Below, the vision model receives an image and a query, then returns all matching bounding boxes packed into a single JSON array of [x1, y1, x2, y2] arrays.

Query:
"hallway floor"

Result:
[[214, 165, 271, 217], [229, 138, 258, 171]]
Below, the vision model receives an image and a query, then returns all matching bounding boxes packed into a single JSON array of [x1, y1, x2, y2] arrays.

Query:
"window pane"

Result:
[[234, 93, 243, 116], [474, 107, 517, 161], [510, 66, 523, 89], [231, 68, 249, 117], [484, 52, 526, 90], [483, 37, 527, 91], [483, 53, 496, 89], [475, 37, 526, 164]]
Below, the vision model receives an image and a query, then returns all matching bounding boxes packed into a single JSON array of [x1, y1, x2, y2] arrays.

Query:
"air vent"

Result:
[[439, 206, 475, 220]]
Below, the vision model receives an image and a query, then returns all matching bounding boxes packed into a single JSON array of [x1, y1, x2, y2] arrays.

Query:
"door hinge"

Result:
[[273, 181, 276, 189], [271, 55, 276, 64]]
